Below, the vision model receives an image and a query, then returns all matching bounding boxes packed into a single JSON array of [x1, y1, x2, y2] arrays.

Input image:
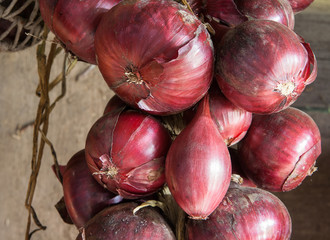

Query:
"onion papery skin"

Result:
[[237, 107, 321, 192], [229, 148, 256, 187], [165, 95, 231, 219], [288, 0, 314, 13], [209, 84, 252, 146], [85, 109, 172, 199], [206, 0, 295, 30], [76, 202, 176, 240], [186, 183, 292, 240], [215, 20, 317, 114], [94, 0, 214, 115], [39, 0, 120, 64], [63, 150, 123, 228]]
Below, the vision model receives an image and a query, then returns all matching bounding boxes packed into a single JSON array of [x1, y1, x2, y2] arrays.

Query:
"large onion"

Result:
[[94, 0, 214, 115], [206, 0, 295, 29], [85, 108, 171, 199], [186, 183, 292, 240], [215, 20, 317, 114], [165, 95, 231, 219], [237, 107, 321, 191], [76, 202, 176, 239], [39, 0, 120, 64], [62, 150, 123, 228]]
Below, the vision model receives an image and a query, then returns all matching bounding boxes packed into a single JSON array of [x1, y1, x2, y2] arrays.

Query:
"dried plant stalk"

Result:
[[24, 26, 77, 240]]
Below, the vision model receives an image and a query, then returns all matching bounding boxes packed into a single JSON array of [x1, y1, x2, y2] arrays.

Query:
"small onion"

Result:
[[39, 0, 120, 64], [76, 202, 176, 240], [209, 84, 252, 146], [287, 0, 314, 13], [94, 0, 214, 115], [237, 107, 321, 191], [215, 20, 317, 114], [62, 150, 123, 228], [85, 109, 172, 199], [206, 0, 295, 30], [186, 183, 292, 240], [165, 94, 231, 219]]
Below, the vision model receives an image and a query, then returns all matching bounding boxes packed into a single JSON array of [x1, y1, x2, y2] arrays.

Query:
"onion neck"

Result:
[[125, 71, 143, 85], [276, 81, 295, 96]]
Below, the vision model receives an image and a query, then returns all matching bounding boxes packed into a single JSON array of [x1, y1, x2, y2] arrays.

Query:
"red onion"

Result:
[[209, 84, 252, 146], [288, 0, 314, 13], [229, 148, 256, 187], [76, 202, 176, 240], [165, 95, 231, 219], [39, 0, 120, 64], [186, 183, 292, 239], [94, 0, 214, 115], [237, 107, 321, 192], [85, 109, 172, 199], [206, 0, 295, 29], [62, 150, 123, 228], [215, 20, 317, 114]]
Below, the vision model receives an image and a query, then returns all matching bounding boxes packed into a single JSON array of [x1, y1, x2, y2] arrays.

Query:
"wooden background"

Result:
[[0, 1, 329, 239]]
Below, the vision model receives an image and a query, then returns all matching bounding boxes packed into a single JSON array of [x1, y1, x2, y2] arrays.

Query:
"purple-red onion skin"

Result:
[[85, 109, 171, 199], [63, 150, 123, 228], [288, 0, 314, 13], [103, 94, 128, 115], [165, 95, 231, 219], [209, 84, 252, 146], [216, 20, 317, 114], [206, 0, 294, 29], [76, 202, 176, 240], [186, 183, 292, 240], [39, 0, 120, 64], [238, 107, 321, 192], [95, 0, 214, 115]]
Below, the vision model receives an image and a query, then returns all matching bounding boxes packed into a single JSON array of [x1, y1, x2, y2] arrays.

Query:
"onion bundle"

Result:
[[38, 0, 322, 238]]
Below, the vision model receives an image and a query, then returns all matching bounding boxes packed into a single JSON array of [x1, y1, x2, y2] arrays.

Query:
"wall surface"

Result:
[[0, 1, 329, 239]]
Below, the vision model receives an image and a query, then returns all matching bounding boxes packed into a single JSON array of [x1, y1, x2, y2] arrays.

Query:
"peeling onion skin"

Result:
[[76, 202, 176, 240], [237, 107, 321, 192], [85, 109, 172, 199], [63, 150, 123, 229], [186, 183, 292, 240], [215, 20, 317, 114], [39, 0, 120, 64], [165, 95, 231, 219], [206, 0, 295, 30], [95, 0, 214, 115], [209, 84, 252, 146], [288, 0, 314, 13]]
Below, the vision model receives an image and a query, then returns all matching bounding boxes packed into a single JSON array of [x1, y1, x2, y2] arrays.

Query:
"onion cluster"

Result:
[[40, 0, 322, 238]]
